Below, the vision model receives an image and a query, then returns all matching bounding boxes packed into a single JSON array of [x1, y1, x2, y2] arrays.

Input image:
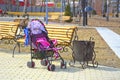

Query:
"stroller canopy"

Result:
[[28, 19, 47, 34]]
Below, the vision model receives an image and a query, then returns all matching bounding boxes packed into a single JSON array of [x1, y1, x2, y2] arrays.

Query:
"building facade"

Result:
[[0, 0, 119, 15]]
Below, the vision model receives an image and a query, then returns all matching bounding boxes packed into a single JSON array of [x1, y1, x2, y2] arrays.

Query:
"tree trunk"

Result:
[[23, 0, 27, 13], [16, 0, 19, 12], [5, 0, 12, 11], [116, 0, 119, 17]]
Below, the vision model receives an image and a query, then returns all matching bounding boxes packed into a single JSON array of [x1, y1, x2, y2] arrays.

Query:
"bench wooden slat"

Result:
[[48, 31, 73, 35], [16, 36, 72, 43], [47, 29, 73, 32], [46, 26, 75, 29], [0, 22, 19, 40], [49, 37, 70, 41], [48, 34, 72, 38], [16, 38, 71, 46]]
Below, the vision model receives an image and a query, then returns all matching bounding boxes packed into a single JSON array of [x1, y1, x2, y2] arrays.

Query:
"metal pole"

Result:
[[23, 0, 27, 13], [78, 0, 81, 26], [61, 0, 63, 22], [30, 0, 33, 12], [85, 0, 88, 25], [73, 0, 75, 17], [46, 0, 48, 24], [106, 0, 110, 21], [82, 0, 86, 26]]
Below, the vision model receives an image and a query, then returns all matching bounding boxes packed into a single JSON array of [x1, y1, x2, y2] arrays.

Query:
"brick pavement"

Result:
[[0, 16, 120, 80], [0, 49, 120, 80]]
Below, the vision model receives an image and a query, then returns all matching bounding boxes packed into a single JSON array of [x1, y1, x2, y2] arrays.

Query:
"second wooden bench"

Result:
[[0, 21, 19, 41]]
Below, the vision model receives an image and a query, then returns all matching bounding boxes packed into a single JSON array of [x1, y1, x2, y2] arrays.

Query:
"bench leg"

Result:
[[12, 42, 20, 57]]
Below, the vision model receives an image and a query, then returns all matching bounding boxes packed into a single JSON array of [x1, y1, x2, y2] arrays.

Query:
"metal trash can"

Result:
[[70, 40, 98, 68]]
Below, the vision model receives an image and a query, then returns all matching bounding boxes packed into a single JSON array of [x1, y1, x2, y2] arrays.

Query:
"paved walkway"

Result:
[[0, 17, 120, 80], [96, 27, 120, 58], [0, 49, 120, 80]]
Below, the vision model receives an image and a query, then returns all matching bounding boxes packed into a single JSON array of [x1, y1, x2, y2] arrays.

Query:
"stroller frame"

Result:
[[27, 30, 67, 71]]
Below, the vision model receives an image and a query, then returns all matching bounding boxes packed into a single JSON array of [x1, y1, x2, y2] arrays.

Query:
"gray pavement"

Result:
[[0, 16, 44, 21], [0, 49, 120, 80], [0, 16, 120, 80]]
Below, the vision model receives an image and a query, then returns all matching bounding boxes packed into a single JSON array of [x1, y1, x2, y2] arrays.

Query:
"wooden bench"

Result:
[[12, 25, 78, 57], [48, 15, 60, 21], [0, 22, 19, 41], [59, 16, 71, 22]]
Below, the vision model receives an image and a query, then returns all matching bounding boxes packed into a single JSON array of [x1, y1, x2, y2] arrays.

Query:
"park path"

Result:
[[96, 27, 120, 58]]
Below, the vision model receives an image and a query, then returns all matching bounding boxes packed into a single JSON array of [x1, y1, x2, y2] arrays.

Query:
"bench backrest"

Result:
[[45, 25, 77, 46], [0, 22, 19, 39], [16, 25, 77, 47]]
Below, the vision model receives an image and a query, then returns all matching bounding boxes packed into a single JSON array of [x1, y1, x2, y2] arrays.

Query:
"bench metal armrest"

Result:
[[66, 27, 78, 40], [15, 35, 24, 39]]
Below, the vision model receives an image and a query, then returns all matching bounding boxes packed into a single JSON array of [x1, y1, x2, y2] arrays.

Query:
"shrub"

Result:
[[92, 9, 97, 15], [64, 4, 72, 22]]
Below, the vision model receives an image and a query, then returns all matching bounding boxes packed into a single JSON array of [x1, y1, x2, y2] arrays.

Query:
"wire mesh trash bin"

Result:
[[69, 40, 98, 69]]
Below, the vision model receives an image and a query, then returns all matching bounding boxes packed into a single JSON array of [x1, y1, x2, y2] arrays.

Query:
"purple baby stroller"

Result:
[[26, 19, 66, 71]]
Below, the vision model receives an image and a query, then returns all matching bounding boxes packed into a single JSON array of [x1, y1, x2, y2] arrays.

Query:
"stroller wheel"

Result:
[[41, 59, 48, 66], [27, 61, 35, 68], [60, 61, 67, 69], [47, 64, 55, 71]]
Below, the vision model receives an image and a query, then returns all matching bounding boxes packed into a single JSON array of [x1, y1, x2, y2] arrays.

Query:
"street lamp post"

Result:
[[23, 0, 27, 13], [82, 0, 86, 26], [46, 0, 48, 24], [60, 0, 63, 22], [30, 0, 32, 12], [106, 0, 110, 21], [82, 0, 87, 26], [85, 0, 88, 25]]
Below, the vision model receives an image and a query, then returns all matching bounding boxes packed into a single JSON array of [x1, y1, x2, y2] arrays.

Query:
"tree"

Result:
[[64, 3, 72, 16], [23, 0, 27, 13], [16, 0, 19, 11], [103, 1, 107, 17], [64, 3, 72, 22], [4, 0, 12, 11]]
